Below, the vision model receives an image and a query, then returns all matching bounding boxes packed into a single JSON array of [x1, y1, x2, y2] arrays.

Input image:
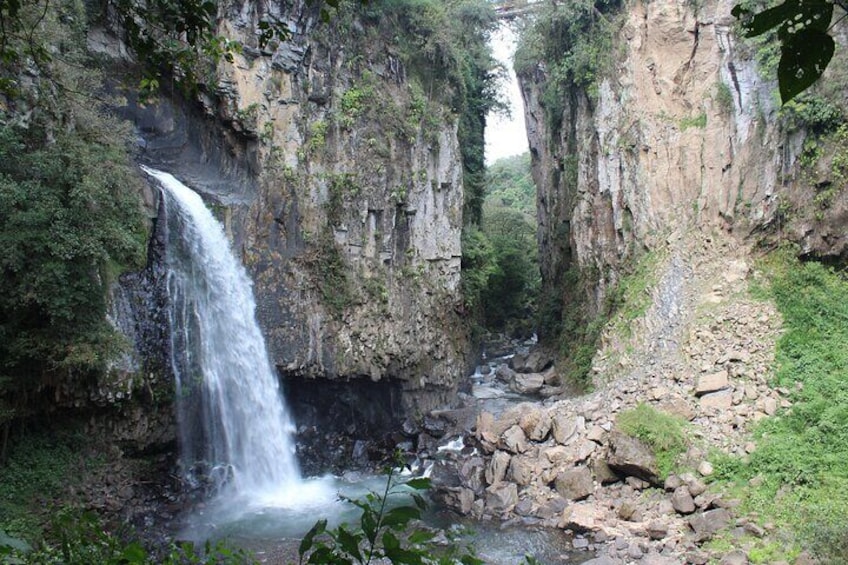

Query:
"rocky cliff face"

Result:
[[519, 0, 848, 317], [116, 1, 475, 431]]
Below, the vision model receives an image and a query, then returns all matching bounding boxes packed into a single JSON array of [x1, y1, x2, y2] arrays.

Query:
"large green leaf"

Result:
[[299, 519, 327, 558], [778, 27, 835, 103], [733, 0, 832, 38]]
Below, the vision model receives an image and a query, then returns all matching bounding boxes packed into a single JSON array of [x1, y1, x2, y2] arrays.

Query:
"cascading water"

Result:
[[142, 166, 302, 499]]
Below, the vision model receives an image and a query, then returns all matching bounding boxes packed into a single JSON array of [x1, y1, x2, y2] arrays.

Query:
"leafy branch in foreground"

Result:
[[297, 468, 482, 565], [732, 0, 847, 103]]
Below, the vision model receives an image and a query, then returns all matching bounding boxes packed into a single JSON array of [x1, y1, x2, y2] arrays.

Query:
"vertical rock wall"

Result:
[[520, 0, 847, 316], [126, 1, 473, 419]]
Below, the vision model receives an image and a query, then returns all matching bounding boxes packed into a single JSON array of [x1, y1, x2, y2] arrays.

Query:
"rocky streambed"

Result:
[[421, 237, 804, 564]]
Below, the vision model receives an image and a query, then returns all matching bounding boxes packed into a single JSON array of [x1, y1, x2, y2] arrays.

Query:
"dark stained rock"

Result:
[[606, 431, 660, 485], [688, 508, 732, 541]]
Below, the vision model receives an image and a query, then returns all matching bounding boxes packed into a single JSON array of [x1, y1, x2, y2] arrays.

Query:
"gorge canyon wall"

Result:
[[519, 0, 848, 321]]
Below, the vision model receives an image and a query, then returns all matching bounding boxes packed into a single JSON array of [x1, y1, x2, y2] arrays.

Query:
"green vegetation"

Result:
[[1, 511, 256, 564], [515, 0, 624, 138], [679, 112, 707, 131], [0, 0, 148, 452], [304, 233, 355, 316], [460, 227, 498, 312], [715, 81, 736, 115], [0, 429, 95, 536], [606, 250, 663, 336], [710, 250, 848, 562], [470, 154, 541, 336], [298, 469, 483, 565], [484, 154, 535, 217], [617, 403, 688, 479], [732, 0, 842, 103], [551, 249, 662, 389], [348, 0, 503, 226]]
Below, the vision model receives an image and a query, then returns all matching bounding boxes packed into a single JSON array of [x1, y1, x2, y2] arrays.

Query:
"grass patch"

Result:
[[709, 250, 848, 562], [617, 403, 687, 479]]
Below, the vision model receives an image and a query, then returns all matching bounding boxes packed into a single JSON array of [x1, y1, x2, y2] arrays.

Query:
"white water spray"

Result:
[[143, 166, 304, 500]]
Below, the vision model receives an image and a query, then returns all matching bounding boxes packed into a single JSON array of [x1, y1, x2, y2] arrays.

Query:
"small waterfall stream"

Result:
[[143, 166, 302, 499]]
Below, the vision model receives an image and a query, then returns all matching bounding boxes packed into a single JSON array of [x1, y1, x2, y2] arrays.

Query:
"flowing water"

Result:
[[141, 167, 586, 562], [144, 166, 331, 507]]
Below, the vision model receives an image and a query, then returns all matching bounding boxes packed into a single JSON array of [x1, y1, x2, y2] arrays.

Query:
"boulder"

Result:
[[719, 550, 749, 565], [646, 520, 669, 540], [500, 424, 529, 454], [510, 372, 545, 394], [700, 389, 733, 410], [671, 486, 696, 514], [495, 364, 515, 383], [688, 508, 732, 542], [475, 411, 497, 449], [541, 366, 559, 385], [695, 370, 729, 396], [485, 482, 518, 514], [512, 349, 553, 373], [485, 450, 511, 485], [560, 502, 604, 532], [554, 466, 594, 501], [458, 457, 486, 494], [508, 455, 536, 486], [519, 405, 552, 441], [551, 411, 584, 444], [606, 431, 659, 485], [591, 458, 620, 485]]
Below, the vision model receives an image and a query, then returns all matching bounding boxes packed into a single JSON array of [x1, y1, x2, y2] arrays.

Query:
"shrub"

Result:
[[617, 403, 687, 478]]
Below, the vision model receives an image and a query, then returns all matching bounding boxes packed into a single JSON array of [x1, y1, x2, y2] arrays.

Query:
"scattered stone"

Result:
[[511, 372, 545, 395], [695, 370, 729, 396], [572, 537, 590, 549], [501, 425, 528, 454], [628, 542, 644, 560], [485, 450, 510, 485], [485, 482, 518, 513], [719, 550, 748, 565], [552, 412, 583, 444], [561, 502, 603, 533], [763, 397, 778, 415], [671, 486, 696, 514], [646, 521, 669, 540], [699, 390, 733, 410], [697, 461, 714, 477], [688, 508, 731, 541], [555, 466, 594, 501], [606, 431, 659, 484]]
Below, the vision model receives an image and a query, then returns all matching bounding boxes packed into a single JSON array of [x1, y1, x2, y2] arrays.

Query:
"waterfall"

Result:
[[142, 166, 301, 498]]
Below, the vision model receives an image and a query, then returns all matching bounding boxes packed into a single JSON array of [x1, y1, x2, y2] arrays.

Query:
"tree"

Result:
[[732, 0, 848, 103]]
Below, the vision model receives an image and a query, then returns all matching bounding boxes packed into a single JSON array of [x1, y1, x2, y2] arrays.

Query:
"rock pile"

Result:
[[432, 240, 795, 563]]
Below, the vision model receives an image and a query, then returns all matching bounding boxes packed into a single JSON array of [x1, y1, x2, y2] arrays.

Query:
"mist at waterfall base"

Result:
[[145, 166, 380, 540]]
